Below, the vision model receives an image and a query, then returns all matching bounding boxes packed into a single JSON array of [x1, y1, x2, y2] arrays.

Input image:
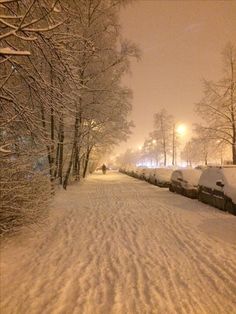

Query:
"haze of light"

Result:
[[177, 124, 187, 136], [114, 0, 236, 155]]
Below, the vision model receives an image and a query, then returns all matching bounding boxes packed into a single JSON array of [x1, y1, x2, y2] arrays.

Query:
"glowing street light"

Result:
[[176, 124, 187, 136]]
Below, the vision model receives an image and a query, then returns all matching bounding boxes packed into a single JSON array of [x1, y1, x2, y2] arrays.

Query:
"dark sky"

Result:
[[115, 0, 236, 154]]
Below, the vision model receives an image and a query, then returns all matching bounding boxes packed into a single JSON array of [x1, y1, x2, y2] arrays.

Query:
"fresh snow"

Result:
[[152, 168, 173, 182], [199, 167, 236, 203], [222, 168, 236, 203], [1, 172, 236, 314], [199, 167, 224, 191], [171, 169, 202, 186]]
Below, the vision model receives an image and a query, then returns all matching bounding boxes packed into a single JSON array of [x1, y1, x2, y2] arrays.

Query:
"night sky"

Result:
[[115, 0, 236, 154]]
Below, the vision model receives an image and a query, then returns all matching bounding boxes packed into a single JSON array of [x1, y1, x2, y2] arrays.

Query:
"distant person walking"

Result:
[[102, 164, 107, 174]]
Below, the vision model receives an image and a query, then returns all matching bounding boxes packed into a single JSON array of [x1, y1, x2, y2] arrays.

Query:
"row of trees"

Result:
[[181, 128, 229, 167], [182, 43, 235, 166], [117, 108, 180, 167], [0, 0, 139, 234], [118, 43, 235, 168]]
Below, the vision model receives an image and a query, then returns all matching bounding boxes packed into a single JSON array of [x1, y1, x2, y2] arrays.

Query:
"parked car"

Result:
[[126, 166, 136, 177], [132, 167, 143, 178], [119, 167, 125, 174], [137, 168, 146, 180], [119, 165, 135, 176], [149, 168, 173, 187], [169, 168, 202, 198], [139, 168, 154, 181], [198, 166, 236, 215]]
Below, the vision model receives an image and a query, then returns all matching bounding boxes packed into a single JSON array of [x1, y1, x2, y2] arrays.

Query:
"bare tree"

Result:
[[196, 43, 236, 164], [181, 127, 228, 166], [153, 109, 173, 166]]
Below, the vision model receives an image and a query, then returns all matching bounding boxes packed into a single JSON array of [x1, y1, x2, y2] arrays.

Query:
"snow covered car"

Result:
[[126, 166, 136, 177], [198, 166, 236, 215], [137, 168, 146, 180], [149, 168, 173, 187], [138, 168, 154, 181], [131, 167, 142, 178], [119, 167, 125, 174], [169, 169, 202, 198]]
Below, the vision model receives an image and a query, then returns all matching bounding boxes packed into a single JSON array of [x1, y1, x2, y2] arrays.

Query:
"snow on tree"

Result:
[[0, 0, 139, 234], [196, 43, 236, 164], [152, 109, 178, 166], [181, 127, 230, 166], [57, 0, 140, 189], [0, 0, 64, 234]]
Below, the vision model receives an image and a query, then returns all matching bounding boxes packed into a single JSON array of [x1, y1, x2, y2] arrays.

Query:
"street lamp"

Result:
[[176, 124, 187, 136]]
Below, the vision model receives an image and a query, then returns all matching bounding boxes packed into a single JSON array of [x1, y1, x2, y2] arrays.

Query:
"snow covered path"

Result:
[[1, 172, 236, 314]]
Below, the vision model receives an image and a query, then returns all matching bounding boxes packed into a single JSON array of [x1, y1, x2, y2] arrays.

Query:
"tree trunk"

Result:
[[63, 100, 80, 188], [58, 116, 64, 185], [54, 142, 60, 178], [204, 153, 208, 166], [163, 138, 167, 166], [172, 124, 176, 166], [163, 141, 167, 166], [75, 146, 81, 181], [73, 145, 79, 178], [229, 49, 236, 164], [232, 141, 236, 165], [49, 65, 55, 192], [83, 147, 92, 178], [40, 104, 54, 191], [72, 99, 82, 179], [63, 147, 74, 190], [163, 152, 167, 166], [230, 104, 236, 164]]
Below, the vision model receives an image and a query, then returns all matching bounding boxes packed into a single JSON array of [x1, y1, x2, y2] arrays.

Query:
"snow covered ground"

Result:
[[1, 171, 236, 314]]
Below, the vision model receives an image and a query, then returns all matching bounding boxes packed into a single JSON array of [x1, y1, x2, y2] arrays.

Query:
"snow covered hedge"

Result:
[[0, 158, 50, 236]]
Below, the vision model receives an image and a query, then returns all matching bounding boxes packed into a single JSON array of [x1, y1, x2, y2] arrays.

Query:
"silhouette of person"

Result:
[[102, 164, 107, 174]]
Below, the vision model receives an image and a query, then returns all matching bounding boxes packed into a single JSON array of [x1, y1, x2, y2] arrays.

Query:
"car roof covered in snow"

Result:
[[154, 168, 173, 180], [199, 166, 236, 202], [199, 167, 223, 190], [221, 168, 236, 202], [171, 169, 202, 185]]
